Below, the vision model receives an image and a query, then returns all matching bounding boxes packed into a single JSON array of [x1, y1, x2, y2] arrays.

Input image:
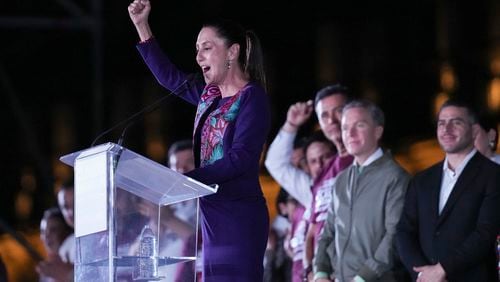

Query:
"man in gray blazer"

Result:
[[314, 100, 410, 282]]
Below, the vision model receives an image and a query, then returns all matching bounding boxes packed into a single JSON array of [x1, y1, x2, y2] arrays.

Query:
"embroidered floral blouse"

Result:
[[137, 39, 271, 201]]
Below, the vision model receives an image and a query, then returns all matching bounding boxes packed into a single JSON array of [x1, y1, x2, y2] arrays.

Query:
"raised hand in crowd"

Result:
[[283, 100, 314, 133]]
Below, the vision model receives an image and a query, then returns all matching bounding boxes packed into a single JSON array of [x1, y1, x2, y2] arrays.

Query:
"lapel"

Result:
[[427, 163, 443, 225], [437, 152, 481, 227]]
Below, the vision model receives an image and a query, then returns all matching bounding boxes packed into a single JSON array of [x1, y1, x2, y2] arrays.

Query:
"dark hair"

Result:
[[42, 207, 66, 222], [203, 19, 266, 88], [41, 207, 73, 235], [275, 188, 298, 216], [292, 136, 309, 153], [314, 84, 350, 109], [343, 99, 385, 127], [303, 130, 336, 155], [275, 188, 289, 215], [61, 179, 74, 191], [167, 139, 193, 159], [438, 99, 478, 124], [477, 113, 499, 151]]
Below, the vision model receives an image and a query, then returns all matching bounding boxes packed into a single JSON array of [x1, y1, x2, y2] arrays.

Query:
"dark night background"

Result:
[[0, 0, 499, 278]]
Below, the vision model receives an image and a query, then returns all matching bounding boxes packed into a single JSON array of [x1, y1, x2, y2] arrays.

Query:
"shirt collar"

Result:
[[354, 147, 383, 168], [443, 148, 477, 177]]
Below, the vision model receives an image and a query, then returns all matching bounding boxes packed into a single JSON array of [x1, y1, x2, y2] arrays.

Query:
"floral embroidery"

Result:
[[194, 84, 244, 167]]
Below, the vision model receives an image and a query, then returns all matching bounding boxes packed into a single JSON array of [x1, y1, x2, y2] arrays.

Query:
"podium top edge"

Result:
[[59, 142, 120, 166]]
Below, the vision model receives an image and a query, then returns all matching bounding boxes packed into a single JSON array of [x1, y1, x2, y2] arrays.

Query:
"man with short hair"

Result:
[[163, 139, 200, 280], [397, 100, 500, 282], [265, 85, 354, 279], [314, 100, 410, 282], [165, 139, 198, 230], [265, 85, 351, 209], [270, 130, 336, 282], [168, 139, 195, 173], [294, 132, 337, 282]]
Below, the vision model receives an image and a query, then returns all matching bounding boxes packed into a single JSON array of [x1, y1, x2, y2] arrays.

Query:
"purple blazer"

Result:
[[137, 39, 271, 282]]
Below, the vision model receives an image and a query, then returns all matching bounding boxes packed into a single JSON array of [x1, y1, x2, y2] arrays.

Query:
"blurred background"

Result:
[[1, 0, 499, 280]]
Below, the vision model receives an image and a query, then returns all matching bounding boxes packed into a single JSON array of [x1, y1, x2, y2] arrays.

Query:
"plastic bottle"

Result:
[[133, 225, 158, 280]]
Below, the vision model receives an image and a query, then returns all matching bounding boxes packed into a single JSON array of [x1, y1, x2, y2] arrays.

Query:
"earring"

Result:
[[489, 140, 496, 148], [227, 60, 231, 70]]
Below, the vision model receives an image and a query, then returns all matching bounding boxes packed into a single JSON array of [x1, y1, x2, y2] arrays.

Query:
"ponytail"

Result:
[[244, 30, 267, 89], [203, 19, 267, 90]]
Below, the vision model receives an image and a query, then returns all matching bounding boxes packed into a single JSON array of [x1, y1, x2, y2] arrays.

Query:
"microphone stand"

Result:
[[90, 76, 196, 148]]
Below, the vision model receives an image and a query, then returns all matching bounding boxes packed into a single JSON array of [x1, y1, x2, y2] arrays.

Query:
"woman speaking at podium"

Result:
[[128, 1, 271, 281]]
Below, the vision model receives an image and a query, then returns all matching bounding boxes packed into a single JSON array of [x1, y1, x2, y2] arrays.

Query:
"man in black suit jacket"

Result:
[[396, 99, 500, 282]]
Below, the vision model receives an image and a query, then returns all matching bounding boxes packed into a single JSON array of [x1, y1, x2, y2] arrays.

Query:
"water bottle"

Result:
[[133, 225, 158, 280]]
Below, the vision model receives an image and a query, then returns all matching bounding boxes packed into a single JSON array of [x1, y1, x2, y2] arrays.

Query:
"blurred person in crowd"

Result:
[[267, 126, 337, 281], [265, 85, 354, 280], [38, 207, 72, 282], [168, 139, 196, 174], [264, 188, 292, 282], [37, 181, 75, 281], [474, 114, 500, 279], [265, 139, 309, 282], [168, 139, 199, 281], [129, 139, 199, 282], [474, 113, 500, 164], [282, 192, 306, 282], [57, 182, 75, 264], [166, 140, 198, 234]]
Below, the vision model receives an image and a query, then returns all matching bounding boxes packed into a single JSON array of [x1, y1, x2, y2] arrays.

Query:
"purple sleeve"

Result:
[[185, 85, 271, 185], [136, 39, 205, 106]]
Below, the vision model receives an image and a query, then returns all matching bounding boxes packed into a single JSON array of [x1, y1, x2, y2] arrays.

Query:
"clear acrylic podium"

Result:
[[60, 142, 217, 282]]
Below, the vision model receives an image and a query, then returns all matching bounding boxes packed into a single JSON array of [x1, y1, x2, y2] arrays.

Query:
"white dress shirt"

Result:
[[490, 153, 500, 165], [439, 149, 477, 214], [353, 147, 384, 171]]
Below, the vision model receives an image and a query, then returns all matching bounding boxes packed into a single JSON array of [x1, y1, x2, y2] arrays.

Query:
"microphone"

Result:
[[90, 74, 199, 147]]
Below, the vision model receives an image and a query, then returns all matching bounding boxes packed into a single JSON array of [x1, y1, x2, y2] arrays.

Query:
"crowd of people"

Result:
[[264, 87, 500, 282]]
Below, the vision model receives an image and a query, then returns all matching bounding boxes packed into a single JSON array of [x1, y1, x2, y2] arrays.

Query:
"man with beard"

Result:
[[397, 100, 500, 282]]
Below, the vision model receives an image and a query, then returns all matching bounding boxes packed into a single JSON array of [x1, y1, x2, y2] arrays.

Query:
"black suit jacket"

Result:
[[396, 152, 500, 282]]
